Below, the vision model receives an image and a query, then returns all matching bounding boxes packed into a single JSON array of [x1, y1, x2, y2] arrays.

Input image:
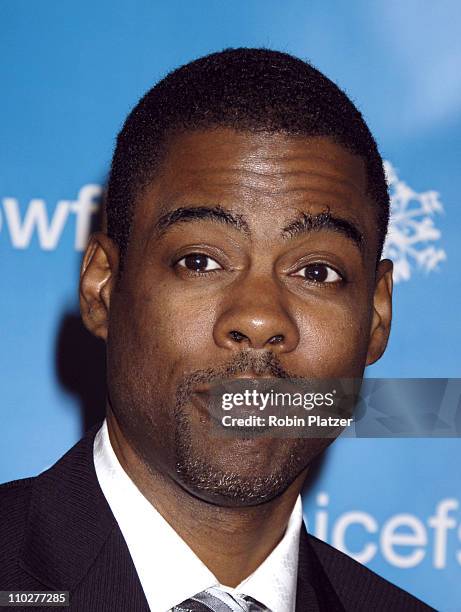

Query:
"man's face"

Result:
[[85, 128, 392, 506]]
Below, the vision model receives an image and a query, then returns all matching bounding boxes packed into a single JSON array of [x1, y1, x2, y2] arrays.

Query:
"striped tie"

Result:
[[173, 586, 270, 611]]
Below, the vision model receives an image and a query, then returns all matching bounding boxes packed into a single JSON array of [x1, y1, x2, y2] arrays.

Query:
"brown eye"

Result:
[[176, 253, 222, 272], [294, 263, 342, 283]]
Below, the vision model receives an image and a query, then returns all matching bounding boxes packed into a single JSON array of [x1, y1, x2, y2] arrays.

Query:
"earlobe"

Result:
[[366, 259, 393, 366], [79, 232, 119, 341]]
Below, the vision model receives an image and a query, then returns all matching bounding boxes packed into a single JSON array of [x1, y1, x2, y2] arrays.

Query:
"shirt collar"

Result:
[[221, 495, 302, 612], [94, 419, 301, 612]]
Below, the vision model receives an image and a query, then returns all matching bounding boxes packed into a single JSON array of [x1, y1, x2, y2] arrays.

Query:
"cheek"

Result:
[[125, 282, 219, 363], [295, 299, 371, 377]]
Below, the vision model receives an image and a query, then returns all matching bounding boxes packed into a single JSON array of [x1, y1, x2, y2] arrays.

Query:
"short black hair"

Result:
[[106, 47, 389, 265]]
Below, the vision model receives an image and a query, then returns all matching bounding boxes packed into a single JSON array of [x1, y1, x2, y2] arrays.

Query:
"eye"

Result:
[[293, 263, 343, 283], [176, 253, 222, 272]]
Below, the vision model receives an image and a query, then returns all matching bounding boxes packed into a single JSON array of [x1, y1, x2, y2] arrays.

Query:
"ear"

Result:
[[79, 232, 119, 341], [366, 259, 393, 366]]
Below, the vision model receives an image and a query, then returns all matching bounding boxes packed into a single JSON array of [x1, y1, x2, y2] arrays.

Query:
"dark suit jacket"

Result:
[[0, 425, 434, 612]]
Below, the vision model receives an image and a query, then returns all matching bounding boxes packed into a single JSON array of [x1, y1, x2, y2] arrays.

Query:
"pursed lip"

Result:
[[190, 388, 272, 434], [191, 376, 283, 427], [192, 375, 276, 395]]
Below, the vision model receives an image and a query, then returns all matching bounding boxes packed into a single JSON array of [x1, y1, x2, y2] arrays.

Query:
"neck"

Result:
[[106, 410, 307, 587]]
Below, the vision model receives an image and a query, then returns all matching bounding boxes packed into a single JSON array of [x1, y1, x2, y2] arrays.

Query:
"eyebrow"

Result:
[[282, 210, 365, 252], [154, 205, 250, 237], [153, 204, 364, 253]]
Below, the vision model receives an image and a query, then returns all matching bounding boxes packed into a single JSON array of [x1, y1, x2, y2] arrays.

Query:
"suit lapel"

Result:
[[296, 523, 345, 612], [19, 425, 148, 609]]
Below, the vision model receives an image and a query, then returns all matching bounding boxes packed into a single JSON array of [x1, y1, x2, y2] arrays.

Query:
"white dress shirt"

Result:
[[93, 419, 302, 612]]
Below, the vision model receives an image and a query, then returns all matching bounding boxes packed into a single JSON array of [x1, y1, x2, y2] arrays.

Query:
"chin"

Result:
[[175, 468, 294, 507], [174, 442, 312, 507]]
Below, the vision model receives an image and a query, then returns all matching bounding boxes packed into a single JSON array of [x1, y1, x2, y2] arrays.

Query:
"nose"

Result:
[[213, 276, 299, 353]]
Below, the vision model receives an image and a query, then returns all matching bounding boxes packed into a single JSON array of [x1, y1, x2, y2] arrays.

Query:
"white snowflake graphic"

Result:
[[383, 161, 446, 283]]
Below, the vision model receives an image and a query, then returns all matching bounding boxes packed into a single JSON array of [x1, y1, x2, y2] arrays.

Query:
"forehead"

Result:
[[134, 128, 377, 251]]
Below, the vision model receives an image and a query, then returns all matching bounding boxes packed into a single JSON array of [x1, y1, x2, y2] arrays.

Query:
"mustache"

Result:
[[175, 349, 297, 407]]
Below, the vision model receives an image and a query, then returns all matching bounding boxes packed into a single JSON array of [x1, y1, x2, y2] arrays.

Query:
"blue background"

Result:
[[1, 2, 460, 609]]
